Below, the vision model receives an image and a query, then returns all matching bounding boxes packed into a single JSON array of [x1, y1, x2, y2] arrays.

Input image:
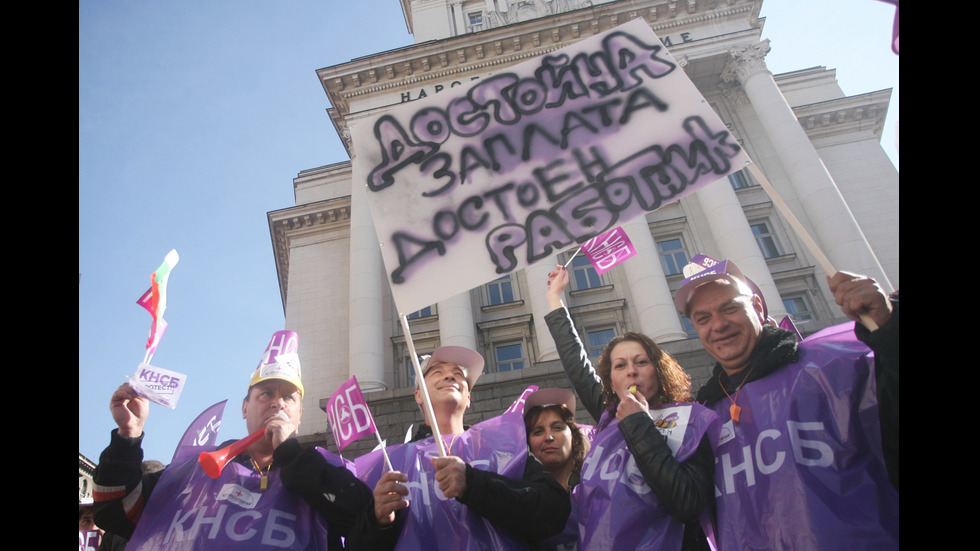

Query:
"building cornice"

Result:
[[793, 89, 892, 141]]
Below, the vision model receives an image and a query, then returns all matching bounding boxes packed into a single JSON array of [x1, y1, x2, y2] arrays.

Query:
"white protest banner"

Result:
[[353, 18, 750, 314]]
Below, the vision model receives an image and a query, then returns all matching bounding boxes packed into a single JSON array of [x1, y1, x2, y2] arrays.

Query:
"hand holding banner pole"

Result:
[[399, 313, 448, 457], [744, 162, 879, 331]]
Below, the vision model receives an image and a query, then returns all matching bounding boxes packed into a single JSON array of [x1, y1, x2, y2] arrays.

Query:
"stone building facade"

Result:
[[267, 0, 898, 458]]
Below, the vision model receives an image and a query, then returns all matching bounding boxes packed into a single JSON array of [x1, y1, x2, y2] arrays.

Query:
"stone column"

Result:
[[723, 40, 893, 293], [693, 177, 787, 320], [348, 153, 386, 391], [619, 217, 687, 343], [437, 292, 478, 350], [525, 256, 559, 361]]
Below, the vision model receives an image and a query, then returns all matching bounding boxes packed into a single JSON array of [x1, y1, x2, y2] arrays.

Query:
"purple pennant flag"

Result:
[[503, 385, 538, 414], [325, 376, 377, 451], [778, 315, 803, 341], [170, 400, 227, 465], [581, 226, 637, 275]]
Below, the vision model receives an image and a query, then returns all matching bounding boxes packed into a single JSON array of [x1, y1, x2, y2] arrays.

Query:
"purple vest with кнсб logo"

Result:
[[125, 449, 341, 550], [708, 323, 899, 551], [572, 402, 719, 551]]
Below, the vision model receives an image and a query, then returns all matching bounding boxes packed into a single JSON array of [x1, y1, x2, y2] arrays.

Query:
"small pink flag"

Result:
[[325, 376, 378, 451], [581, 226, 636, 275]]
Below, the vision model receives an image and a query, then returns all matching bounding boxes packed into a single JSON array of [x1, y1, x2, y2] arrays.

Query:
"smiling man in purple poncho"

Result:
[[676, 256, 898, 550]]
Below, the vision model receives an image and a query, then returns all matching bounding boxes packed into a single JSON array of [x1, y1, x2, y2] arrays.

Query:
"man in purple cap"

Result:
[[348, 345, 571, 550], [674, 256, 899, 550]]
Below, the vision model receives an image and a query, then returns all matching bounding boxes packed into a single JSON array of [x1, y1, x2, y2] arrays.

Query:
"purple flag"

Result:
[[778, 315, 803, 341], [325, 376, 377, 451], [504, 385, 538, 414], [580, 226, 637, 275], [170, 400, 227, 465]]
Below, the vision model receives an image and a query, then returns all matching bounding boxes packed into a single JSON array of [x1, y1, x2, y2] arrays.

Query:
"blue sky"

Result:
[[79, 0, 899, 466]]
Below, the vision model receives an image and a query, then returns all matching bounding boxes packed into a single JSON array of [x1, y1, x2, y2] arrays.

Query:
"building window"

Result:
[[486, 275, 515, 305], [585, 327, 616, 358], [407, 306, 433, 319], [657, 237, 688, 276], [782, 296, 814, 323], [729, 169, 752, 189], [403, 357, 417, 388], [751, 221, 780, 258], [569, 255, 601, 290], [467, 11, 484, 31], [681, 317, 698, 338], [495, 342, 525, 372]]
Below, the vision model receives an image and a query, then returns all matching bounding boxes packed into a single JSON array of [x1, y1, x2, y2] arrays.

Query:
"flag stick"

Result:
[[562, 246, 581, 270], [744, 161, 878, 331], [399, 313, 448, 457], [366, 401, 393, 471]]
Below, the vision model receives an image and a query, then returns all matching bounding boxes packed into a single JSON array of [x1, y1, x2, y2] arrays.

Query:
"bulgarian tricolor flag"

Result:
[[137, 249, 179, 363]]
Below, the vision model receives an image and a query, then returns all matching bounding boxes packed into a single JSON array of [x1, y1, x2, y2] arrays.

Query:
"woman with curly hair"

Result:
[[543, 266, 719, 551]]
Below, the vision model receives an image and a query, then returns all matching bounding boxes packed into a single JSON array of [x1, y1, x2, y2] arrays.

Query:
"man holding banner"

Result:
[[675, 257, 899, 549], [92, 331, 373, 550], [347, 345, 570, 551]]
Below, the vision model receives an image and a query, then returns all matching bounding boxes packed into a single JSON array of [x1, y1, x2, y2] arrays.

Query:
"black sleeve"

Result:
[[456, 458, 571, 543], [545, 307, 607, 422], [274, 438, 375, 543], [92, 430, 164, 540], [618, 412, 715, 524], [343, 498, 404, 551], [854, 293, 899, 492]]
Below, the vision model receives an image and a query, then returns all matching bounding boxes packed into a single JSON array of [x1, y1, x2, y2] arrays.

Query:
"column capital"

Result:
[[722, 39, 772, 85]]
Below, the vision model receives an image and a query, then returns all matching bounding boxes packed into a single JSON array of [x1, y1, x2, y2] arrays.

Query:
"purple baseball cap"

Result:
[[673, 254, 767, 318]]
